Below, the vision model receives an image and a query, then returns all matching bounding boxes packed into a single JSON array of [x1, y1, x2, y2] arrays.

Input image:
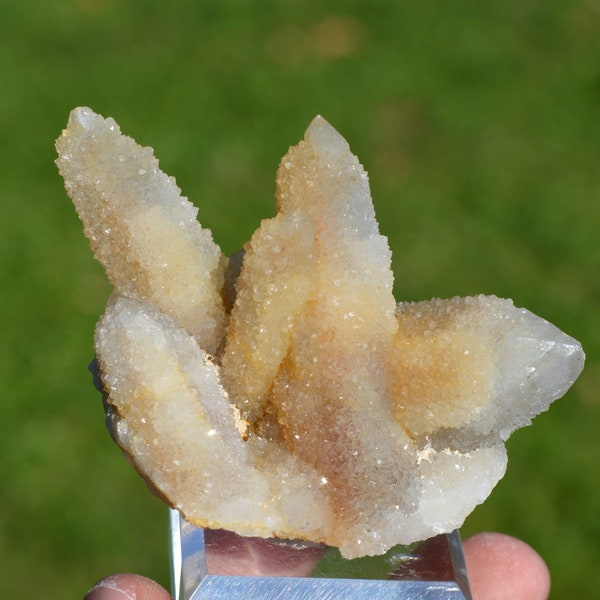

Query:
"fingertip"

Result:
[[463, 532, 551, 600], [84, 573, 171, 600]]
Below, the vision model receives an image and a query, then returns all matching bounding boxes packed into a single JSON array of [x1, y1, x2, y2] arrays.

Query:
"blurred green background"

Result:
[[1, 1, 598, 597]]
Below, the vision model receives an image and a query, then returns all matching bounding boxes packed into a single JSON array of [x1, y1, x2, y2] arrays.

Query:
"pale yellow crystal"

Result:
[[56, 108, 227, 354], [57, 108, 585, 558]]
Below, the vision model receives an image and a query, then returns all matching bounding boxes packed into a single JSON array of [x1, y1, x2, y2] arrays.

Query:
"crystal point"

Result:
[[57, 108, 584, 558]]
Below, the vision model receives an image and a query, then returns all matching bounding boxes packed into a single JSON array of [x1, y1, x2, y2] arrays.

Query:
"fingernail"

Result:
[[84, 576, 136, 600]]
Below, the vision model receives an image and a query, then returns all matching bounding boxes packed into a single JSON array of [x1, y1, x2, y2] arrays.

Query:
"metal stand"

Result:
[[170, 509, 472, 600]]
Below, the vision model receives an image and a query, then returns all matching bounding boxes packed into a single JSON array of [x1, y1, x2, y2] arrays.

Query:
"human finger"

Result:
[[463, 532, 551, 600], [84, 573, 171, 600]]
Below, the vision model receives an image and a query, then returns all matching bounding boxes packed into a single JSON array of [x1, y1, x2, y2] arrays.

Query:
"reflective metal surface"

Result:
[[170, 509, 472, 600]]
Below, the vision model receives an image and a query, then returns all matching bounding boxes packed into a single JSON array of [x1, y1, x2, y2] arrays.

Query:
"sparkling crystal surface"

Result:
[[56, 108, 584, 558]]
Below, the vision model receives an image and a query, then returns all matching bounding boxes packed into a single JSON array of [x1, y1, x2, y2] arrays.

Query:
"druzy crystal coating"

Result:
[[56, 108, 584, 558]]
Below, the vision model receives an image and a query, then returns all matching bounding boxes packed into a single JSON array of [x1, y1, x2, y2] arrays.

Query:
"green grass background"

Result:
[[1, 1, 598, 597]]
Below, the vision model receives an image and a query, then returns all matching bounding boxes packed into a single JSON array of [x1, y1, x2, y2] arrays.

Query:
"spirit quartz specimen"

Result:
[[56, 107, 584, 559]]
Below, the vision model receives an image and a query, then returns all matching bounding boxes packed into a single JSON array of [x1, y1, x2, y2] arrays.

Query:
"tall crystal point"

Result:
[[57, 108, 584, 558]]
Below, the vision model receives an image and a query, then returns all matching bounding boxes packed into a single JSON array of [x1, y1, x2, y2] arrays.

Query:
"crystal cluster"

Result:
[[56, 108, 584, 558]]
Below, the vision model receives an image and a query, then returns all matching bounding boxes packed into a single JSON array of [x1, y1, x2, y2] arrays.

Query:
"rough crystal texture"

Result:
[[56, 107, 227, 354], [56, 108, 585, 558]]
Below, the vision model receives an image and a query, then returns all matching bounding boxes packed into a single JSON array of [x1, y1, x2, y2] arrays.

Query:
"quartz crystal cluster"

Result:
[[56, 108, 584, 558]]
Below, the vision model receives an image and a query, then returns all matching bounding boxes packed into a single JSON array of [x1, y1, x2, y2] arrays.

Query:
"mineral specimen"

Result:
[[56, 107, 584, 559]]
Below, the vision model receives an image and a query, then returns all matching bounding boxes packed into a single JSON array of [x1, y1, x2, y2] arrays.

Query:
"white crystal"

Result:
[[56, 107, 227, 354], [56, 108, 585, 558]]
